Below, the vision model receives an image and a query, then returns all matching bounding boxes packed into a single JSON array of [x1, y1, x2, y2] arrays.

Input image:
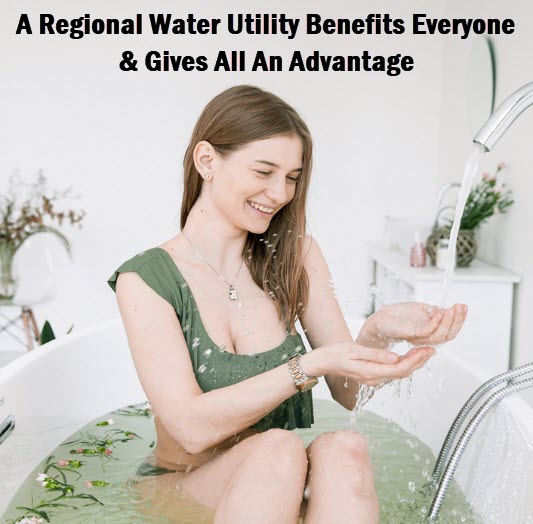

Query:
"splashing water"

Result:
[[350, 144, 487, 426], [439, 144, 486, 307]]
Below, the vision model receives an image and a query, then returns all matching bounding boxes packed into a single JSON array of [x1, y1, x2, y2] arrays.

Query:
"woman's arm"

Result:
[[298, 234, 365, 410], [116, 269, 423, 454], [116, 270, 329, 455]]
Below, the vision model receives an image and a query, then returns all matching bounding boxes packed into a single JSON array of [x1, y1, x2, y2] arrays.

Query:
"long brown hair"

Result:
[[181, 85, 313, 331]]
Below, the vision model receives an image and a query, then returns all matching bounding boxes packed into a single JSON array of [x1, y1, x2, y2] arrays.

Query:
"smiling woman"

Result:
[[104, 84, 466, 522]]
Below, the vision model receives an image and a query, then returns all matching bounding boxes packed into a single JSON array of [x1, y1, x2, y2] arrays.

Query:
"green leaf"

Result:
[[40, 321, 56, 345]]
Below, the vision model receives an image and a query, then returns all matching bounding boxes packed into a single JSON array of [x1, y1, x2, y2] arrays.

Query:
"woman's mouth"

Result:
[[247, 200, 274, 217]]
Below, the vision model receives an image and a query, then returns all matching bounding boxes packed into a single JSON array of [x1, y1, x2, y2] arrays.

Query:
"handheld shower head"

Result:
[[473, 81, 533, 151]]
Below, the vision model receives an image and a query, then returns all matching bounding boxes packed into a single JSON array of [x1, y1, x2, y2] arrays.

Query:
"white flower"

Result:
[[35, 473, 48, 482], [20, 517, 44, 524], [107, 418, 115, 425]]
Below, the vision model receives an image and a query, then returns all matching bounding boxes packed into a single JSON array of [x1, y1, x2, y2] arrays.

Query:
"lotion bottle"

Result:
[[410, 231, 427, 268]]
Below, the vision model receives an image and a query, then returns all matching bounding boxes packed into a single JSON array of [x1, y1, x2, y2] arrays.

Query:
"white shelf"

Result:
[[367, 243, 521, 376], [366, 242, 521, 286]]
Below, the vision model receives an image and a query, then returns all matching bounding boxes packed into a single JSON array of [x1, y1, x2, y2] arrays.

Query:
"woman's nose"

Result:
[[265, 176, 289, 205]]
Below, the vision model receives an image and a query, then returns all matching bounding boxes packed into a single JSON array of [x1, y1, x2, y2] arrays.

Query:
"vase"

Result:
[[426, 228, 478, 268], [0, 242, 18, 301]]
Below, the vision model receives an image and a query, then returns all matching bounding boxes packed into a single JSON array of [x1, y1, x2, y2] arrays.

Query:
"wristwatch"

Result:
[[287, 353, 318, 392]]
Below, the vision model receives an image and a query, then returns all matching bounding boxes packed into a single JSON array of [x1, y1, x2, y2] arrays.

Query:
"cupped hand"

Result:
[[370, 302, 468, 347], [310, 341, 436, 387]]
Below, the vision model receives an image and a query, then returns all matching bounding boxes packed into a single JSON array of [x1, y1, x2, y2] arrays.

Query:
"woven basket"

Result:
[[426, 228, 477, 267]]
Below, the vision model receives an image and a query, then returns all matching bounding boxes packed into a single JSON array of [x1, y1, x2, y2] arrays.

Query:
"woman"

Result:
[[108, 85, 467, 523]]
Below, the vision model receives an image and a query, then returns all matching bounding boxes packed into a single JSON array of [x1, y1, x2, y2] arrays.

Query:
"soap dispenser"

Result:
[[410, 231, 427, 268]]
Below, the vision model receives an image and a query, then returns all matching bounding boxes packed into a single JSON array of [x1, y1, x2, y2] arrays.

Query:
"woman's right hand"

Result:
[[302, 341, 436, 387]]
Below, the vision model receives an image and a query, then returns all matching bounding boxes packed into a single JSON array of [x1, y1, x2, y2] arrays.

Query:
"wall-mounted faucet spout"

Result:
[[473, 81, 533, 151]]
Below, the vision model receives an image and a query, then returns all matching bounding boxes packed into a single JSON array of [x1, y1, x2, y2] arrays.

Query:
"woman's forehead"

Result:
[[238, 135, 303, 162]]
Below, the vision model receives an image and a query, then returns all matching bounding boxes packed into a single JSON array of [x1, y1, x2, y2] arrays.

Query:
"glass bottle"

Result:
[[410, 231, 427, 268]]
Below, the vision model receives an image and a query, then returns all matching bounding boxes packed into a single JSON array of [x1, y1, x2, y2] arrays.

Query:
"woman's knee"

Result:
[[309, 430, 372, 465], [250, 429, 308, 474]]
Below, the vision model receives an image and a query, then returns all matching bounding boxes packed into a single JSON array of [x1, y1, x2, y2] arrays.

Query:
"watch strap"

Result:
[[287, 353, 317, 391]]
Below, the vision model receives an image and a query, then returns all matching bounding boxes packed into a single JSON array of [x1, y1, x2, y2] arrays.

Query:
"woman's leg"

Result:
[[131, 428, 308, 523], [213, 428, 308, 523], [302, 430, 379, 524]]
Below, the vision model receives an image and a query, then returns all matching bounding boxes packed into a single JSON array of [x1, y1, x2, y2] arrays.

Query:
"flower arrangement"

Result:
[[0, 170, 86, 300], [426, 162, 514, 267], [443, 163, 514, 230]]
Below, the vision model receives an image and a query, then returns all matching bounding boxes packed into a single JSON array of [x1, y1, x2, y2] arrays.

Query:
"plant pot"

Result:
[[426, 228, 478, 268]]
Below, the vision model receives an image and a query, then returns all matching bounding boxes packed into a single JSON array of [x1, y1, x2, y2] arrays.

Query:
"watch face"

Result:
[[299, 379, 318, 392]]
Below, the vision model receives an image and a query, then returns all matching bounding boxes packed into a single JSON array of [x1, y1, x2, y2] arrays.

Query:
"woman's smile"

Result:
[[247, 200, 275, 216]]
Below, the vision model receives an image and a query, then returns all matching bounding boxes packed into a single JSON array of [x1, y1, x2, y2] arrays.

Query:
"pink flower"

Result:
[[492, 186, 503, 194], [482, 172, 496, 182], [497, 162, 507, 170], [104, 448, 113, 455], [20, 517, 44, 524], [57, 460, 69, 466], [76, 447, 84, 453], [84, 480, 93, 488]]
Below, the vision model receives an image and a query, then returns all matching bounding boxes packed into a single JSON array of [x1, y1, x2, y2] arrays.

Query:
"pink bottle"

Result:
[[410, 231, 427, 268]]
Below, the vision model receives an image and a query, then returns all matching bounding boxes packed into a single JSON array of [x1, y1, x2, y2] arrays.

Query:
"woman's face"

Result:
[[197, 134, 303, 234]]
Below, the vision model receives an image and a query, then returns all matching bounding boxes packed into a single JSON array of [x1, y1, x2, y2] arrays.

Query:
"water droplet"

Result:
[[192, 337, 200, 348], [203, 348, 212, 357], [408, 481, 416, 493], [198, 364, 207, 373], [281, 353, 288, 360]]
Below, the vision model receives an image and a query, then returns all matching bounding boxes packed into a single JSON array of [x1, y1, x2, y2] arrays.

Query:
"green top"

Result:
[[107, 247, 314, 431]]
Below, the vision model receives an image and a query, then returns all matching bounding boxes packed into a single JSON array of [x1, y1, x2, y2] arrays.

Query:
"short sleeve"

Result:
[[107, 251, 183, 316]]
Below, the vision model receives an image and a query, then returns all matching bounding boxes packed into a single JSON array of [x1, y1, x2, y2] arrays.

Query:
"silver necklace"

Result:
[[181, 231, 244, 301]]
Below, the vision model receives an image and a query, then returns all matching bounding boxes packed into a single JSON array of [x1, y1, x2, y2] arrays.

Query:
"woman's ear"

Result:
[[193, 140, 215, 177]]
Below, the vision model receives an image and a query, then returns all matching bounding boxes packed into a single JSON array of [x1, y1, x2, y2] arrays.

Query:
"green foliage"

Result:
[[39, 321, 74, 346], [40, 320, 55, 345], [443, 163, 514, 231]]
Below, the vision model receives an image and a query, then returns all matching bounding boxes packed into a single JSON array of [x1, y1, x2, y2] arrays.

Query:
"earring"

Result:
[[204, 173, 211, 180]]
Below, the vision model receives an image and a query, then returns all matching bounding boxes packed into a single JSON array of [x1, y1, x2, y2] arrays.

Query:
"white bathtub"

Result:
[[1, 317, 532, 522]]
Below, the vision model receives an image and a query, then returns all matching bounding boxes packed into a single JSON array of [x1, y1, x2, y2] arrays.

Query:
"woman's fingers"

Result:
[[425, 307, 456, 343], [353, 345, 399, 364], [414, 310, 443, 338], [445, 304, 468, 341], [357, 347, 434, 380]]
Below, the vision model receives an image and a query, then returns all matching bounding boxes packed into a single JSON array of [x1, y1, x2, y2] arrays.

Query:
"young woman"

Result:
[[108, 85, 467, 523]]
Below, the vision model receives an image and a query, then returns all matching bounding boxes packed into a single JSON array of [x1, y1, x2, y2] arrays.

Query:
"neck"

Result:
[[181, 197, 248, 275]]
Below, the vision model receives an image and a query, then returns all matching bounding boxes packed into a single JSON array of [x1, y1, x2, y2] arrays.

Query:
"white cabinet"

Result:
[[367, 243, 520, 376]]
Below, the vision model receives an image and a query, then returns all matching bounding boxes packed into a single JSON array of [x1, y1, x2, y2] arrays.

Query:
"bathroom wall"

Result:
[[437, 0, 533, 403], [0, 0, 446, 352]]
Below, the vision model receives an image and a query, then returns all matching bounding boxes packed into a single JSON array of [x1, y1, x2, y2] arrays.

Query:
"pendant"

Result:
[[229, 285, 238, 301]]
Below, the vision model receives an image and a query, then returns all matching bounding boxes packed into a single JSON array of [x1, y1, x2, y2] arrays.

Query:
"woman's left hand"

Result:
[[369, 302, 468, 347]]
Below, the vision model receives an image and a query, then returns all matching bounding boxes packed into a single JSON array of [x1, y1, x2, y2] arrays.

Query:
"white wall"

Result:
[[1, 0, 445, 349], [437, 0, 533, 402]]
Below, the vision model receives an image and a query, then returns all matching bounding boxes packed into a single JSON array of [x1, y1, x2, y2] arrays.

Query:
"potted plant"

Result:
[[427, 163, 514, 267], [0, 170, 86, 301]]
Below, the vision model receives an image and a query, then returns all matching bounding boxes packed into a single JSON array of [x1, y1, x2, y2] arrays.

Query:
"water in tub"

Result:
[[0, 399, 480, 523]]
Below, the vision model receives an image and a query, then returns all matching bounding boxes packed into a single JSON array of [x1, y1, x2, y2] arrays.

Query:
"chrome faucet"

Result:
[[474, 81, 533, 151]]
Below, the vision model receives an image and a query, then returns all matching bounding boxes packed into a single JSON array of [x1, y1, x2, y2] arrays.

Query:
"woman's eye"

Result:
[[288, 176, 299, 183], [256, 170, 271, 175]]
